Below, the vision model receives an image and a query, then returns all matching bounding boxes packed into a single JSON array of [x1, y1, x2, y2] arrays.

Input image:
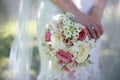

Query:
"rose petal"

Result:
[[56, 50, 73, 63], [45, 30, 51, 42], [77, 28, 87, 41]]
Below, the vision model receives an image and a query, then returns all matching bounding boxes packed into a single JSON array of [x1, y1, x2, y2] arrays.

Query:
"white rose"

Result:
[[51, 34, 65, 49], [73, 45, 89, 63]]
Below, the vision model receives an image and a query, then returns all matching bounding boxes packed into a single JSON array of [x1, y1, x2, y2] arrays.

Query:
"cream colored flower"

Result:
[[70, 41, 82, 53], [73, 45, 89, 63], [51, 34, 65, 50]]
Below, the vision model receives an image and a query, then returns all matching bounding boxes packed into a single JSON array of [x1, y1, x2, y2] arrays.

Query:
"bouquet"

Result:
[[42, 13, 95, 72]]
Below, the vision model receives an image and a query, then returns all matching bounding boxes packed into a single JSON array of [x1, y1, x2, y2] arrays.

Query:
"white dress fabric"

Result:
[[37, 0, 101, 80]]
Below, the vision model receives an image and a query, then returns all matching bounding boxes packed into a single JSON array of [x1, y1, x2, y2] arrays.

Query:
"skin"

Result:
[[52, 0, 108, 41]]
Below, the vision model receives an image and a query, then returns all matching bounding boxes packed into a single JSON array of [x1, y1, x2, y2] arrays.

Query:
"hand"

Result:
[[90, 14, 104, 40], [53, 0, 105, 41], [73, 12, 102, 40], [88, 0, 108, 40], [89, 7, 104, 40]]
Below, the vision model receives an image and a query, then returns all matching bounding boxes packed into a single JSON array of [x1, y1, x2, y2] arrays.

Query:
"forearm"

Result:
[[90, 0, 108, 21], [52, 0, 82, 17]]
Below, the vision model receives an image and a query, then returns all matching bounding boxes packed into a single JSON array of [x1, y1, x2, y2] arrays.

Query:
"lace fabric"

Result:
[[37, 0, 101, 80]]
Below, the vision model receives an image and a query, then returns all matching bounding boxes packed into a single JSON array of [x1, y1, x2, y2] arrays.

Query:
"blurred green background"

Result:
[[0, 0, 40, 80], [0, 0, 120, 80]]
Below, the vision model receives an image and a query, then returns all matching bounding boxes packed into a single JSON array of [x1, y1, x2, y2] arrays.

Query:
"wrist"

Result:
[[90, 6, 103, 21]]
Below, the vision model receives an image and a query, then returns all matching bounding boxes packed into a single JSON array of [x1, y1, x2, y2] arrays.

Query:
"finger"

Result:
[[92, 24, 101, 39], [91, 20, 104, 35], [87, 26, 97, 40], [88, 19, 104, 38], [82, 18, 98, 40], [85, 26, 92, 40], [87, 30, 92, 40], [98, 24, 104, 35], [85, 21, 97, 40], [84, 23, 92, 39]]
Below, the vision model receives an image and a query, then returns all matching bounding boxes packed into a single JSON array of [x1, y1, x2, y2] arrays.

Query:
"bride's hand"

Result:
[[88, 0, 108, 40], [52, 0, 106, 40], [73, 12, 101, 40], [89, 12, 104, 40]]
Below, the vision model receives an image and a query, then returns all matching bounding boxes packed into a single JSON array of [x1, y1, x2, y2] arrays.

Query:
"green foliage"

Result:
[[0, 29, 40, 80], [0, 32, 13, 80]]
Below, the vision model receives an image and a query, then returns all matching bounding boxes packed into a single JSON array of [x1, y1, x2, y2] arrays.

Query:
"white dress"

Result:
[[37, 0, 101, 80]]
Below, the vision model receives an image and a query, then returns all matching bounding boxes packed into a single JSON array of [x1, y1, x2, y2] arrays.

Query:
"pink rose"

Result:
[[77, 28, 87, 41], [45, 30, 51, 42], [56, 50, 73, 63]]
